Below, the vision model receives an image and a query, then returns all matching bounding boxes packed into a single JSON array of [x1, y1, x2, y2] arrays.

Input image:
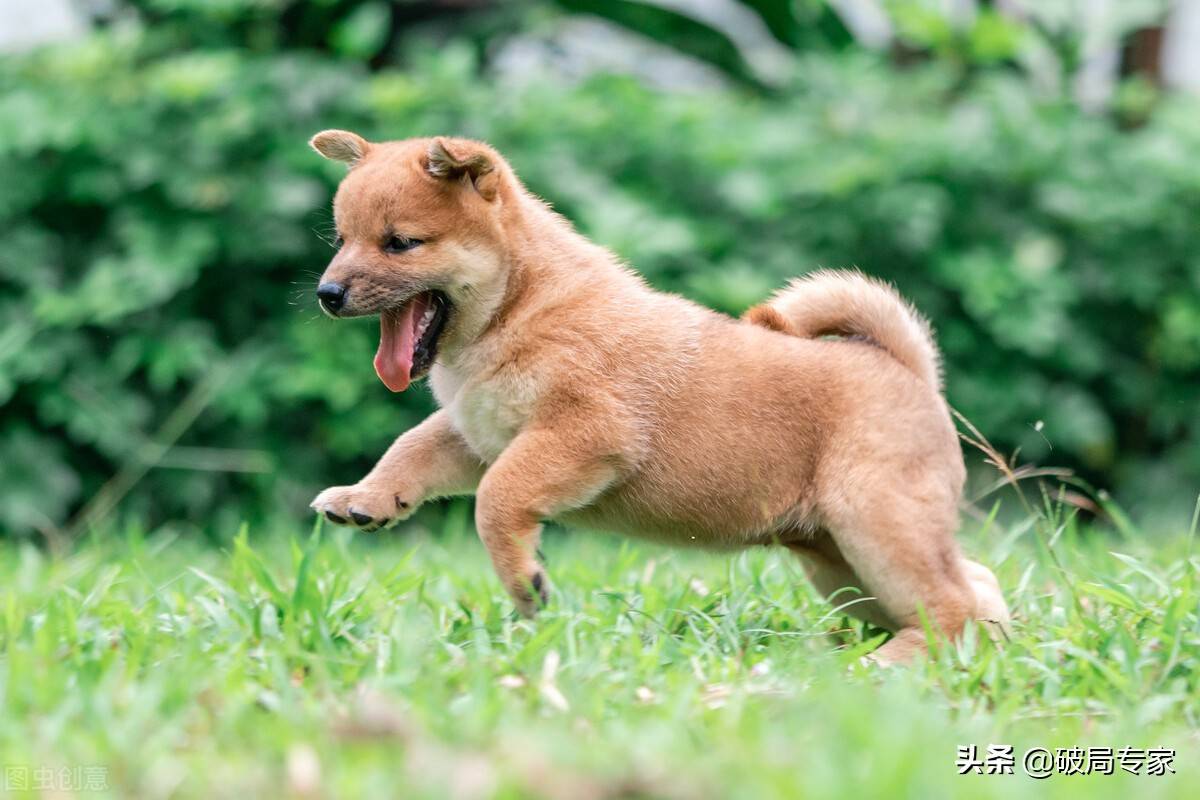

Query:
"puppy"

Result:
[[308, 131, 1010, 664]]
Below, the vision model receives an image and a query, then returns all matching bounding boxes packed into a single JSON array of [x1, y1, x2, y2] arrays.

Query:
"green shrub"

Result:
[[2, 20, 1197, 537]]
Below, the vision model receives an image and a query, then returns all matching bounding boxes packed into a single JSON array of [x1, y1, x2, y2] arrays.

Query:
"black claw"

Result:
[[531, 571, 549, 606], [350, 511, 373, 526], [325, 511, 347, 524]]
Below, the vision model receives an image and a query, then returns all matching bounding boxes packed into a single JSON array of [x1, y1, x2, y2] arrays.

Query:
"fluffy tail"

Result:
[[745, 270, 942, 390]]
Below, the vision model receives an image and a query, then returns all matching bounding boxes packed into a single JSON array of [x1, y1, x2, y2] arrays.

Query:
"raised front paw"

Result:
[[310, 483, 414, 532]]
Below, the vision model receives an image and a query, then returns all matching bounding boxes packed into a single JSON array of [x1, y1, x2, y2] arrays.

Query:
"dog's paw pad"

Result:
[[312, 484, 414, 530]]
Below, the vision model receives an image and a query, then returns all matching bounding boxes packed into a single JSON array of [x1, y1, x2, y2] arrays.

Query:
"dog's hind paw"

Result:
[[310, 483, 413, 532]]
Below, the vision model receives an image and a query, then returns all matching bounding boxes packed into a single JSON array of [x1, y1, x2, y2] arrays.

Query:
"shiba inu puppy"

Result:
[[308, 130, 1009, 664]]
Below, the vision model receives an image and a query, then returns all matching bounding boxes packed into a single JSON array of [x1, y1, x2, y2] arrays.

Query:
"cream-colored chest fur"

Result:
[[431, 361, 539, 463]]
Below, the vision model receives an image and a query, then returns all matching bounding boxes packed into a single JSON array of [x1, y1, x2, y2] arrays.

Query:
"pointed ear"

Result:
[[426, 138, 498, 201], [310, 130, 371, 167]]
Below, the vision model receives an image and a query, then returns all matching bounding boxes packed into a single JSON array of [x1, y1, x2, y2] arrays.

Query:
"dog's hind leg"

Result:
[[787, 535, 896, 631], [820, 489, 976, 666]]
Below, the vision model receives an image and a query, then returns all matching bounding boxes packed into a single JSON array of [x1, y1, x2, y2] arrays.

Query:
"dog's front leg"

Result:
[[311, 410, 484, 531], [475, 425, 625, 617]]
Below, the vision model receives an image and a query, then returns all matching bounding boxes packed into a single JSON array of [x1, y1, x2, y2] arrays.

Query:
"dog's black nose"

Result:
[[316, 282, 347, 313]]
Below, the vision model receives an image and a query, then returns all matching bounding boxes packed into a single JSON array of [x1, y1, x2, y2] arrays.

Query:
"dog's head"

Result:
[[310, 130, 511, 392]]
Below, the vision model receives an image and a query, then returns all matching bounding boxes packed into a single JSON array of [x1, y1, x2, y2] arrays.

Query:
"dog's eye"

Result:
[[383, 235, 423, 254]]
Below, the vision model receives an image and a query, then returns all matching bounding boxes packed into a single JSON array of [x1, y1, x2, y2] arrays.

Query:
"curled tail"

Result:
[[745, 269, 942, 390]]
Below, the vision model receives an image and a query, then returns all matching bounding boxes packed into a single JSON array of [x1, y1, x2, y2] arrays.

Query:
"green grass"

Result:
[[1, 499, 1197, 799]]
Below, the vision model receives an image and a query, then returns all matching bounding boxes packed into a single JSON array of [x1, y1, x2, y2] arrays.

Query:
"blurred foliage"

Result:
[[0, 0, 1197, 537]]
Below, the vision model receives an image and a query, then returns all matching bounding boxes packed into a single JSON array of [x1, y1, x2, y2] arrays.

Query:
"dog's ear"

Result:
[[310, 130, 371, 167], [426, 138, 498, 201]]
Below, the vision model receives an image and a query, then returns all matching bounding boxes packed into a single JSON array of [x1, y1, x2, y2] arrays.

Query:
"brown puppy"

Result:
[[308, 131, 1010, 664]]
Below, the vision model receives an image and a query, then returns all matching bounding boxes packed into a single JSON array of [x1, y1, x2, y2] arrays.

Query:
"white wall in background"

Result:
[[640, 0, 794, 84], [0, 0, 86, 52], [1164, 0, 1200, 91], [829, 0, 893, 48]]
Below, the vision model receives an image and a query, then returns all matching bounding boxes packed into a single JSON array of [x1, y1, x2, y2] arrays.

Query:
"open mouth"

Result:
[[374, 290, 451, 392]]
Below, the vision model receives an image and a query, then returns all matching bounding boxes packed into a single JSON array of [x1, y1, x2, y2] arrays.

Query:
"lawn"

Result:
[[1, 497, 1197, 799]]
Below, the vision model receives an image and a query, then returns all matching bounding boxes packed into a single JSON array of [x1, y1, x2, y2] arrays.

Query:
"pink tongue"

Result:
[[374, 294, 430, 392]]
